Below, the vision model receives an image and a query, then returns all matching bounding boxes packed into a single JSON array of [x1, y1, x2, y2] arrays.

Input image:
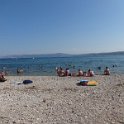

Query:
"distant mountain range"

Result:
[[2, 53, 72, 58], [1, 51, 124, 58]]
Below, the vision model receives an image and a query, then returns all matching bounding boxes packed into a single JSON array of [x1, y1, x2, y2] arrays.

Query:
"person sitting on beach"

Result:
[[56, 67, 61, 76], [87, 69, 95, 77], [56, 67, 65, 77], [104, 67, 110, 75], [56, 67, 62, 76], [0, 71, 7, 82], [77, 69, 83, 76], [60, 67, 66, 76], [65, 68, 71, 76]]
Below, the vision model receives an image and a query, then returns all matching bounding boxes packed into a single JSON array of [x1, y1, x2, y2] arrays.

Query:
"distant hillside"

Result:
[[3, 53, 72, 58], [101, 51, 124, 55], [1, 51, 124, 58], [76, 51, 124, 57]]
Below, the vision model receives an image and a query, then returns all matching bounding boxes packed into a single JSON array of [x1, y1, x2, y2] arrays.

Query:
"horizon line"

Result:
[[0, 50, 124, 58]]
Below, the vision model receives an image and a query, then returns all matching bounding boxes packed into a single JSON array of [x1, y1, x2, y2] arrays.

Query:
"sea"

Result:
[[0, 53, 124, 76]]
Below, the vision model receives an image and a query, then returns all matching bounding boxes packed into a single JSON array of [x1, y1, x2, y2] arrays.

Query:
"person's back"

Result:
[[104, 67, 110, 75], [65, 68, 71, 76], [56, 67, 61, 76], [56, 67, 65, 76], [0, 72, 7, 82], [77, 69, 83, 76], [61, 68, 65, 76], [87, 69, 94, 77], [90, 70, 95, 76]]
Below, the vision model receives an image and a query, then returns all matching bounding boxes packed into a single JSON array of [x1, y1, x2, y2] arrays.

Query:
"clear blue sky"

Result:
[[0, 0, 124, 56]]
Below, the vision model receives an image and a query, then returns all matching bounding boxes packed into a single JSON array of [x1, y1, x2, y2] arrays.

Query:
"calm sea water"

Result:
[[0, 54, 124, 76]]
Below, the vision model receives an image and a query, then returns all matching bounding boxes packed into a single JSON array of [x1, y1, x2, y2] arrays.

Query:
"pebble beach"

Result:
[[0, 75, 124, 124]]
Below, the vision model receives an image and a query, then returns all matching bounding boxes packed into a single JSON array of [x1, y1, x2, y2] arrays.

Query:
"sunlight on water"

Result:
[[0, 54, 124, 76]]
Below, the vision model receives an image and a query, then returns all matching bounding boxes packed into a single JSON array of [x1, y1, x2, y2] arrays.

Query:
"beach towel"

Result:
[[23, 80, 33, 84], [87, 80, 97, 86]]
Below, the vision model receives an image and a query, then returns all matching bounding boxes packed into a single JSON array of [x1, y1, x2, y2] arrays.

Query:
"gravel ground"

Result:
[[0, 75, 123, 124]]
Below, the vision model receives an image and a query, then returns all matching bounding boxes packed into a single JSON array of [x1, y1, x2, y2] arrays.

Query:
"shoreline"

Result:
[[0, 74, 124, 124]]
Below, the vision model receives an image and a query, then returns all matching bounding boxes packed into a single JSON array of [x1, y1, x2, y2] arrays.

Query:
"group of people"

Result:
[[56, 67, 71, 77], [76, 69, 95, 77], [56, 66, 110, 77], [0, 66, 110, 81], [56, 67, 95, 77]]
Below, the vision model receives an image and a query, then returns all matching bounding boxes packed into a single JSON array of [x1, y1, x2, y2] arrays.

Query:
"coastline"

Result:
[[0, 74, 124, 124], [1, 54, 124, 76]]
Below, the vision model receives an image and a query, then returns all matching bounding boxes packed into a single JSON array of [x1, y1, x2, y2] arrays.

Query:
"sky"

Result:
[[0, 0, 124, 56]]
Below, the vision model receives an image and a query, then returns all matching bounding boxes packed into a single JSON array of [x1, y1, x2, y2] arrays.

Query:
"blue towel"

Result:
[[23, 80, 33, 84], [80, 80, 88, 83]]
